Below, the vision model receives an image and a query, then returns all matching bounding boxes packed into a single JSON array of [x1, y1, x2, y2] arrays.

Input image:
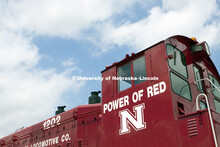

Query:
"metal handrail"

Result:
[[196, 93, 218, 147], [194, 78, 220, 92]]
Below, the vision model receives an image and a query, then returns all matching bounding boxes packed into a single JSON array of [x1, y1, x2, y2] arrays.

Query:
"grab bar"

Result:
[[196, 93, 218, 147]]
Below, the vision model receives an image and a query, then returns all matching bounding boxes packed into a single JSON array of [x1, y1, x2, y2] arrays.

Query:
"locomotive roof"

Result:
[[101, 35, 220, 81], [101, 40, 163, 73], [0, 103, 101, 142]]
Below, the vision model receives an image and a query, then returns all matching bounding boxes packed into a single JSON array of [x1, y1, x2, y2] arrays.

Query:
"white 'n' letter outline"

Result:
[[119, 103, 146, 135]]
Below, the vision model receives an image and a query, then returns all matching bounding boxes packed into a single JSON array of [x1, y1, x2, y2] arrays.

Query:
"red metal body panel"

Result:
[[1, 35, 220, 147], [100, 35, 220, 147], [0, 104, 101, 147], [176, 110, 216, 147], [101, 41, 177, 146]]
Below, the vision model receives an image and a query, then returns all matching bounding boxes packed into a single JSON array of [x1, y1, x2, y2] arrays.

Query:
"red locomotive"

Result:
[[0, 35, 220, 147]]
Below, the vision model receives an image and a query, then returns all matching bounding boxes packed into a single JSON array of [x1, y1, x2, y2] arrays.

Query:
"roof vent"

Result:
[[55, 106, 66, 115], [89, 91, 101, 104]]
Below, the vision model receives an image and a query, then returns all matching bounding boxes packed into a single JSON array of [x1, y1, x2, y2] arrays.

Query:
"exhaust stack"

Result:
[[55, 106, 66, 115], [89, 91, 101, 104]]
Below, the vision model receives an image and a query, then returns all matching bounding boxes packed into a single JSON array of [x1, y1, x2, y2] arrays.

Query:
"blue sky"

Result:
[[0, 0, 220, 137]]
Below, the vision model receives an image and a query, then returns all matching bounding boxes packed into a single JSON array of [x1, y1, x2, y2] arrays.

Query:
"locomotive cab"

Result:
[[101, 35, 220, 147]]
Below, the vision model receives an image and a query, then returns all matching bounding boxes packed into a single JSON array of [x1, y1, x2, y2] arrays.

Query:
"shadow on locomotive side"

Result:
[[1, 35, 220, 147]]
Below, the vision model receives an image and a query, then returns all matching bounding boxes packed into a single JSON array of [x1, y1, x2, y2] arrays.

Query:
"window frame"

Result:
[[166, 44, 188, 79], [214, 98, 220, 114], [169, 71, 192, 101], [117, 55, 147, 93], [209, 74, 220, 99], [133, 56, 147, 85], [117, 62, 132, 92], [199, 100, 207, 110], [193, 65, 204, 93]]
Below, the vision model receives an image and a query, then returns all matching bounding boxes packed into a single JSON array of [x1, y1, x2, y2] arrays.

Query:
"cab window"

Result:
[[117, 56, 147, 92], [214, 99, 220, 113], [166, 44, 188, 78], [193, 65, 204, 92], [209, 74, 220, 98], [118, 63, 131, 92], [200, 100, 207, 110], [170, 72, 192, 101], [133, 56, 147, 85]]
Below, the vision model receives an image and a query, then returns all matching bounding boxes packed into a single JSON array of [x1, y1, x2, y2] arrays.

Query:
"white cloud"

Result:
[[93, 0, 220, 53], [0, 30, 85, 137], [0, 68, 85, 137], [62, 58, 75, 67], [0, 0, 140, 38], [0, 30, 39, 70], [1, 0, 219, 53]]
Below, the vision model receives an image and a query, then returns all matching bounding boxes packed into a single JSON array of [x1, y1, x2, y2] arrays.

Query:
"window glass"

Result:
[[193, 65, 204, 92], [118, 63, 131, 92], [133, 56, 147, 85], [170, 72, 192, 101], [209, 75, 220, 98], [214, 99, 220, 113], [166, 44, 188, 78], [200, 101, 207, 110]]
